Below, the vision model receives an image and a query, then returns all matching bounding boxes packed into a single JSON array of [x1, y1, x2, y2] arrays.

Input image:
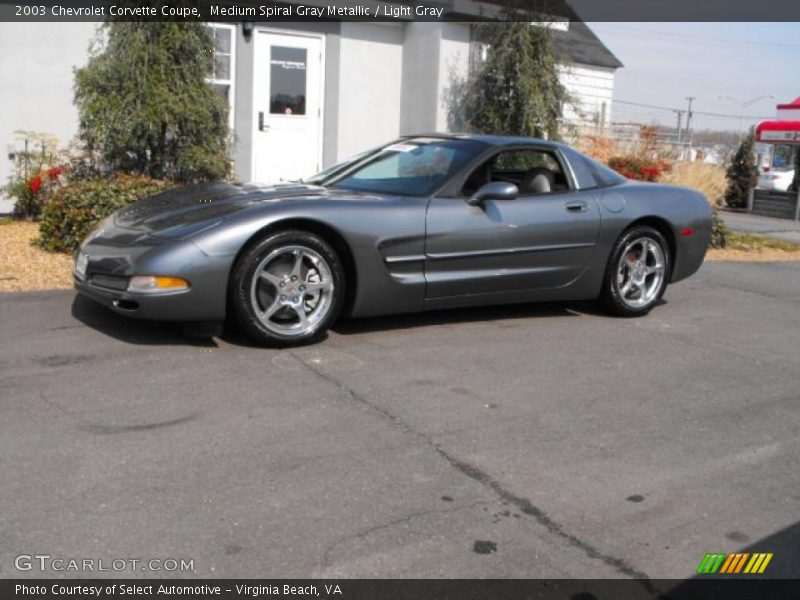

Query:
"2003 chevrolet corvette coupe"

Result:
[[74, 135, 711, 346]]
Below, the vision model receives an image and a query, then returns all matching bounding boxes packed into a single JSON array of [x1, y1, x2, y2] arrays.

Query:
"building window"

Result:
[[269, 46, 308, 116], [206, 24, 236, 128]]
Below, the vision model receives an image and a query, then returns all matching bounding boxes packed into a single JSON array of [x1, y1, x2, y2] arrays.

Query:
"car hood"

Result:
[[113, 182, 331, 232]]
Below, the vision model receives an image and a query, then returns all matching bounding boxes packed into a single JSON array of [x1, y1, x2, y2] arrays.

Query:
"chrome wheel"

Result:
[[615, 237, 666, 309], [250, 245, 334, 337]]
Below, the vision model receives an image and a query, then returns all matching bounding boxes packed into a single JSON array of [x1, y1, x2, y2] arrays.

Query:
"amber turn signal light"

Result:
[[128, 275, 190, 293]]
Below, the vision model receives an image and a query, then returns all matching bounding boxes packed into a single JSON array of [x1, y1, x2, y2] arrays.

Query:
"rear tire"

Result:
[[230, 230, 345, 347], [600, 225, 670, 317]]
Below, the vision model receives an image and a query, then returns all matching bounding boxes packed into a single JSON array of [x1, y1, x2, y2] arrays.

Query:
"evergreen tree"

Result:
[[449, 6, 567, 139], [724, 129, 759, 209], [74, 22, 230, 182]]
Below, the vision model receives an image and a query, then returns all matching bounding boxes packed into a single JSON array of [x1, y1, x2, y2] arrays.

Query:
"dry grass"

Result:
[[659, 161, 728, 206], [0, 221, 74, 292], [707, 232, 800, 261], [573, 134, 620, 164]]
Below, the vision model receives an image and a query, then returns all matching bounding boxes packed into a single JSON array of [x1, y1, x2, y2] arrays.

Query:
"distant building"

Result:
[[755, 96, 799, 193]]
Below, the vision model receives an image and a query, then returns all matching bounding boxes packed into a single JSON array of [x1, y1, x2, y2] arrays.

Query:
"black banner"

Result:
[[3, 579, 800, 600], [2, 0, 800, 22]]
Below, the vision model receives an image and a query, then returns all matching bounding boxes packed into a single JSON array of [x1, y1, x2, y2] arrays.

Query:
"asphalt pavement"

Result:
[[720, 210, 800, 243], [1, 260, 799, 582]]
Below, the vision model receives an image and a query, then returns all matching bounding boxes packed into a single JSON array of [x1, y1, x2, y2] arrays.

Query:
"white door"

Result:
[[253, 31, 324, 183]]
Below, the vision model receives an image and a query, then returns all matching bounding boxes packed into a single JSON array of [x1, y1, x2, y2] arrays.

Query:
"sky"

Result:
[[587, 22, 800, 132]]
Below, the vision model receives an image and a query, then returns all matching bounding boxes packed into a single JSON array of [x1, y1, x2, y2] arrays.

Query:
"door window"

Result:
[[270, 46, 307, 116], [462, 148, 569, 197]]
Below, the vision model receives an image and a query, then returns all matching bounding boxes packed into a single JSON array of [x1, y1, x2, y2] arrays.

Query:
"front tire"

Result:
[[231, 230, 345, 347], [600, 225, 670, 317]]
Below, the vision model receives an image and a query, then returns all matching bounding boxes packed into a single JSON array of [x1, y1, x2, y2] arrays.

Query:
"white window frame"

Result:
[[206, 23, 236, 130]]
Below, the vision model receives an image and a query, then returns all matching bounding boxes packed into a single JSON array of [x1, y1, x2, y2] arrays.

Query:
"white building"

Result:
[[0, 15, 621, 213], [554, 21, 622, 127]]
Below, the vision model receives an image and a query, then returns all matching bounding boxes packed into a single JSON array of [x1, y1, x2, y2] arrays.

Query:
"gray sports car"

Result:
[[74, 135, 711, 346]]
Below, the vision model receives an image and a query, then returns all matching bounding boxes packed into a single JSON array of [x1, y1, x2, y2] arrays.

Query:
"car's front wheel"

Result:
[[600, 225, 670, 317], [231, 230, 345, 347]]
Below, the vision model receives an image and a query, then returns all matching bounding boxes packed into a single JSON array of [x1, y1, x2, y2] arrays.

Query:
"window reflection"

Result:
[[270, 46, 307, 116]]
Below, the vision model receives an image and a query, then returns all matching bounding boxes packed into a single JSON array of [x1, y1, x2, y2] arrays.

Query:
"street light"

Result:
[[718, 95, 775, 142]]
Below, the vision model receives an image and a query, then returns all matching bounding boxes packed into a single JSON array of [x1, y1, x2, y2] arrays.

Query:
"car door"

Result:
[[424, 146, 601, 299]]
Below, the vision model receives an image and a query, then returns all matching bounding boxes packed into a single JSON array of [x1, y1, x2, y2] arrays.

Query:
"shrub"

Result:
[[659, 161, 727, 206], [608, 155, 672, 182], [710, 208, 730, 249], [724, 130, 758, 209], [74, 22, 230, 182], [37, 173, 171, 253], [3, 131, 64, 219], [448, 15, 567, 139]]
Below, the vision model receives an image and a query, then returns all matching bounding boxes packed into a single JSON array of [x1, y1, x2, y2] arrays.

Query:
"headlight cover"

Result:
[[127, 276, 190, 294], [74, 252, 89, 280]]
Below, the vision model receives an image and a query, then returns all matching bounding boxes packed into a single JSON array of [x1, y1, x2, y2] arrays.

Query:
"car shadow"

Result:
[[332, 300, 592, 336], [72, 292, 658, 347], [70, 293, 217, 347]]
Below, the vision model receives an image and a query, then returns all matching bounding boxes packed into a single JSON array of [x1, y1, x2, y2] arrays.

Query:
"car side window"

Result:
[[560, 147, 626, 189], [461, 148, 570, 197]]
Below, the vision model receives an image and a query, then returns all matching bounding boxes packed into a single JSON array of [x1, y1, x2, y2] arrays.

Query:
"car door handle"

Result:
[[565, 201, 588, 213]]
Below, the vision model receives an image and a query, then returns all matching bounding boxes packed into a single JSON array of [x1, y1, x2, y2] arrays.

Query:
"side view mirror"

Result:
[[467, 182, 519, 206]]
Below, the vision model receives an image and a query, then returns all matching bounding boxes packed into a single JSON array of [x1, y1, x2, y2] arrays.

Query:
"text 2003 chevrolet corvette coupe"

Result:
[[74, 135, 711, 346]]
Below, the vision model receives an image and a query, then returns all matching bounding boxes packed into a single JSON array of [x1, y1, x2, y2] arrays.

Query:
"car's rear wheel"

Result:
[[231, 230, 345, 347], [600, 225, 670, 317]]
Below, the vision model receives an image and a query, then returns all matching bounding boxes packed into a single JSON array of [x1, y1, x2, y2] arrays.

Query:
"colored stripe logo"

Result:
[[696, 552, 773, 574]]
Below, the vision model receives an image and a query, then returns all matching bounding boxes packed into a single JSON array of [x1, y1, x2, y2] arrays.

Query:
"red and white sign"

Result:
[[756, 97, 800, 144]]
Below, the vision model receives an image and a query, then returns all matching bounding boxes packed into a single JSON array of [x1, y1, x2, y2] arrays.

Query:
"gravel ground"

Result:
[[1, 220, 799, 293], [0, 222, 73, 292]]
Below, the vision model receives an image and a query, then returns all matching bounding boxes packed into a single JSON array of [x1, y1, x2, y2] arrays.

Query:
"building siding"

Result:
[[0, 22, 96, 213], [336, 22, 404, 161], [436, 23, 471, 132], [558, 63, 616, 126]]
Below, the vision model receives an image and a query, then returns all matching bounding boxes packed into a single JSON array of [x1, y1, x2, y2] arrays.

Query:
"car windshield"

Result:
[[304, 148, 379, 184], [327, 138, 487, 196]]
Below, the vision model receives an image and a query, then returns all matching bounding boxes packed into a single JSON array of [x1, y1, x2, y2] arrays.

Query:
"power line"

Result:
[[613, 99, 773, 120], [596, 24, 800, 50]]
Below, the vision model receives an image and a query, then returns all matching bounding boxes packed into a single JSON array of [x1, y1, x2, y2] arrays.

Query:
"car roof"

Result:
[[401, 132, 561, 148]]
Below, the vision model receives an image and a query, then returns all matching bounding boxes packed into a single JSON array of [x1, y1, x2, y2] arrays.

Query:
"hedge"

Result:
[[37, 173, 172, 253]]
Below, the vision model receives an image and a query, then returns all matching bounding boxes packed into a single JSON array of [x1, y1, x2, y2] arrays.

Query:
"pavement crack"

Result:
[[435, 448, 655, 589], [320, 501, 486, 571], [290, 351, 656, 586]]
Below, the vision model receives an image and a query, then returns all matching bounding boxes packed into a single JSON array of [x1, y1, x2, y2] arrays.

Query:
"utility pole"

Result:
[[684, 97, 695, 161], [674, 109, 684, 144], [718, 95, 775, 143], [684, 97, 695, 137]]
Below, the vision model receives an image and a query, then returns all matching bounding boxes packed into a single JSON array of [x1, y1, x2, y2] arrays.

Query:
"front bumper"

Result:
[[75, 276, 200, 321], [73, 240, 233, 322]]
